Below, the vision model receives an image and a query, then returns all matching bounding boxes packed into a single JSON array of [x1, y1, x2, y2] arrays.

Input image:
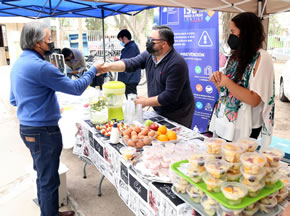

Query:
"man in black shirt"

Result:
[[98, 25, 195, 128]]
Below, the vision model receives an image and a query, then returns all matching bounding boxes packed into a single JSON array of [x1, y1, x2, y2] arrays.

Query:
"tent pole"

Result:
[[102, 9, 106, 62]]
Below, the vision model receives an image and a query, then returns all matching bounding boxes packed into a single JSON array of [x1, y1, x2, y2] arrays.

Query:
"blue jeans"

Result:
[[20, 125, 63, 216]]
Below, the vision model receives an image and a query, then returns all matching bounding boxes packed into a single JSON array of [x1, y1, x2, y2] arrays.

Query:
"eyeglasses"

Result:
[[147, 37, 165, 43]]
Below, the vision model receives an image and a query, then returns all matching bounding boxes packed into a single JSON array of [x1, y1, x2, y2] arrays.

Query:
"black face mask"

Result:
[[146, 39, 155, 54], [227, 34, 240, 50], [43, 42, 55, 56]]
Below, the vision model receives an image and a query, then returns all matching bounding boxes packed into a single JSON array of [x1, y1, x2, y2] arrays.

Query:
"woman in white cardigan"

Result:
[[209, 12, 275, 147]]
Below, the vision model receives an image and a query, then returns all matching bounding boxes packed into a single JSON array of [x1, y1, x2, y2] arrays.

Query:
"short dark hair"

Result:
[[117, 29, 132, 40], [152, 25, 174, 47], [61, 48, 73, 58]]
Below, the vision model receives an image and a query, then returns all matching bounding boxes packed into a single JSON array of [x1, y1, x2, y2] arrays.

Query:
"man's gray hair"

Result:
[[20, 22, 48, 50]]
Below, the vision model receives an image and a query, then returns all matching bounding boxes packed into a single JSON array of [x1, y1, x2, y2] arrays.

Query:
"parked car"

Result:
[[280, 60, 290, 102], [271, 48, 290, 62]]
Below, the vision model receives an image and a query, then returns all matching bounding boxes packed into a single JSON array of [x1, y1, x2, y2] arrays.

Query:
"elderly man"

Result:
[[10, 22, 103, 216], [99, 25, 195, 128]]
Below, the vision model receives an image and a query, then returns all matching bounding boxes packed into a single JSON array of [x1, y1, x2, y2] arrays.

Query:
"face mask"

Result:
[[146, 39, 156, 54], [227, 34, 240, 50], [42, 42, 54, 56], [120, 41, 125, 47]]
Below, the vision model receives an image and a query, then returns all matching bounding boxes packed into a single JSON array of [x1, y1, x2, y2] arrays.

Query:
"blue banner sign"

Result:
[[159, 7, 219, 132]]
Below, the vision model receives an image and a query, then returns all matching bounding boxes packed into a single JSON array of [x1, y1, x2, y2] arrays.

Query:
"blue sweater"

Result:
[[10, 50, 97, 126], [123, 49, 194, 115], [118, 41, 141, 84]]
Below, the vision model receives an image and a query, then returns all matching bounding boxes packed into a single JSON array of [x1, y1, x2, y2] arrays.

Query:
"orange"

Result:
[[167, 131, 177, 140], [158, 125, 167, 134], [158, 134, 169, 142]]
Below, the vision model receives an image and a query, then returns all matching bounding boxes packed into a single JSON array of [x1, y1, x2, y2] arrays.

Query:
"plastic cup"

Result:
[[260, 192, 278, 205], [265, 172, 281, 188], [259, 197, 277, 214], [221, 182, 248, 205], [242, 203, 259, 216], [186, 185, 204, 203], [205, 159, 230, 179], [240, 177, 265, 197], [238, 138, 259, 152], [219, 203, 244, 216], [187, 169, 206, 183], [265, 166, 280, 178], [240, 166, 266, 186], [120, 146, 136, 160], [200, 195, 218, 216], [204, 137, 226, 155], [173, 176, 189, 194], [240, 152, 266, 175], [202, 172, 226, 193], [262, 147, 285, 167], [222, 142, 246, 163]]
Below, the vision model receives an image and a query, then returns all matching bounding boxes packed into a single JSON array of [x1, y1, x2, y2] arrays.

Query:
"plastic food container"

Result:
[[206, 153, 223, 160], [200, 195, 219, 216], [227, 172, 242, 181], [260, 192, 278, 205], [259, 197, 277, 214], [265, 166, 280, 178], [186, 185, 204, 203], [221, 182, 248, 205], [120, 146, 137, 160], [242, 203, 259, 216], [240, 152, 266, 175], [187, 169, 206, 183], [225, 161, 241, 181], [265, 172, 281, 188], [237, 138, 259, 152], [222, 142, 246, 163], [173, 176, 189, 194], [240, 166, 266, 186], [240, 176, 265, 197], [205, 159, 230, 179], [205, 137, 226, 155], [276, 189, 288, 203], [188, 152, 207, 171], [262, 147, 285, 167], [202, 172, 226, 193], [219, 203, 244, 216]]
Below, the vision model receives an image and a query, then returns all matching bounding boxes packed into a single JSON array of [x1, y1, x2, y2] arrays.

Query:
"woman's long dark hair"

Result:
[[230, 12, 265, 82]]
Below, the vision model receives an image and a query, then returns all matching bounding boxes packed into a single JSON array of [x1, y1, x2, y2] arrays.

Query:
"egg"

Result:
[[136, 141, 144, 148], [123, 131, 130, 137], [123, 135, 129, 140], [138, 135, 145, 139], [127, 140, 135, 147], [131, 131, 137, 136], [142, 128, 149, 135], [134, 126, 141, 133], [132, 135, 138, 141], [148, 131, 155, 137], [127, 127, 133, 133]]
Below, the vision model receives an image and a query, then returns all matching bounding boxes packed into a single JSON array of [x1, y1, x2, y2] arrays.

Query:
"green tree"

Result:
[[268, 16, 282, 35], [85, 18, 107, 31]]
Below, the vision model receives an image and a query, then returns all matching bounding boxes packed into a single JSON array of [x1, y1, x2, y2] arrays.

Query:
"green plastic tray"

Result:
[[171, 160, 284, 210]]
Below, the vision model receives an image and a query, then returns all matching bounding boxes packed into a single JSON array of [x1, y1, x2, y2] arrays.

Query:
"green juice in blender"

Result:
[[102, 81, 126, 121]]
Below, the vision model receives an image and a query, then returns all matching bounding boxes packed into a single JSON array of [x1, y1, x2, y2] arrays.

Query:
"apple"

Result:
[[145, 120, 154, 127], [149, 123, 159, 131]]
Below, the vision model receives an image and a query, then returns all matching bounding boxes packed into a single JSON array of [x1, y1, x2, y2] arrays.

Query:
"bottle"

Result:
[[110, 123, 120, 144]]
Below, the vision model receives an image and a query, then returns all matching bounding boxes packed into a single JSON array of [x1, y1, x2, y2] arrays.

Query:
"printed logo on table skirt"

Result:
[[129, 173, 147, 202], [93, 139, 103, 157], [120, 162, 129, 184], [152, 182, 184, 206]]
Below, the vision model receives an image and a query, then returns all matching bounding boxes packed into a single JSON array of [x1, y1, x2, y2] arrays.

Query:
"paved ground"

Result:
[[0, 61, 289, 216]]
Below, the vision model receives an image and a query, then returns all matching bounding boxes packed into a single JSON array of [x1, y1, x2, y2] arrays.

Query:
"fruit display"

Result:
[[96, 121, 128, 138], [155, 125, 178, 142], [122, 126, 155, 148], [221, 182, 248, 205]]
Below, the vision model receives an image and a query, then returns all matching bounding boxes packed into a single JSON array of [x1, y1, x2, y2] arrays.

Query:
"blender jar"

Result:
[[102, 81, 126, 121]]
